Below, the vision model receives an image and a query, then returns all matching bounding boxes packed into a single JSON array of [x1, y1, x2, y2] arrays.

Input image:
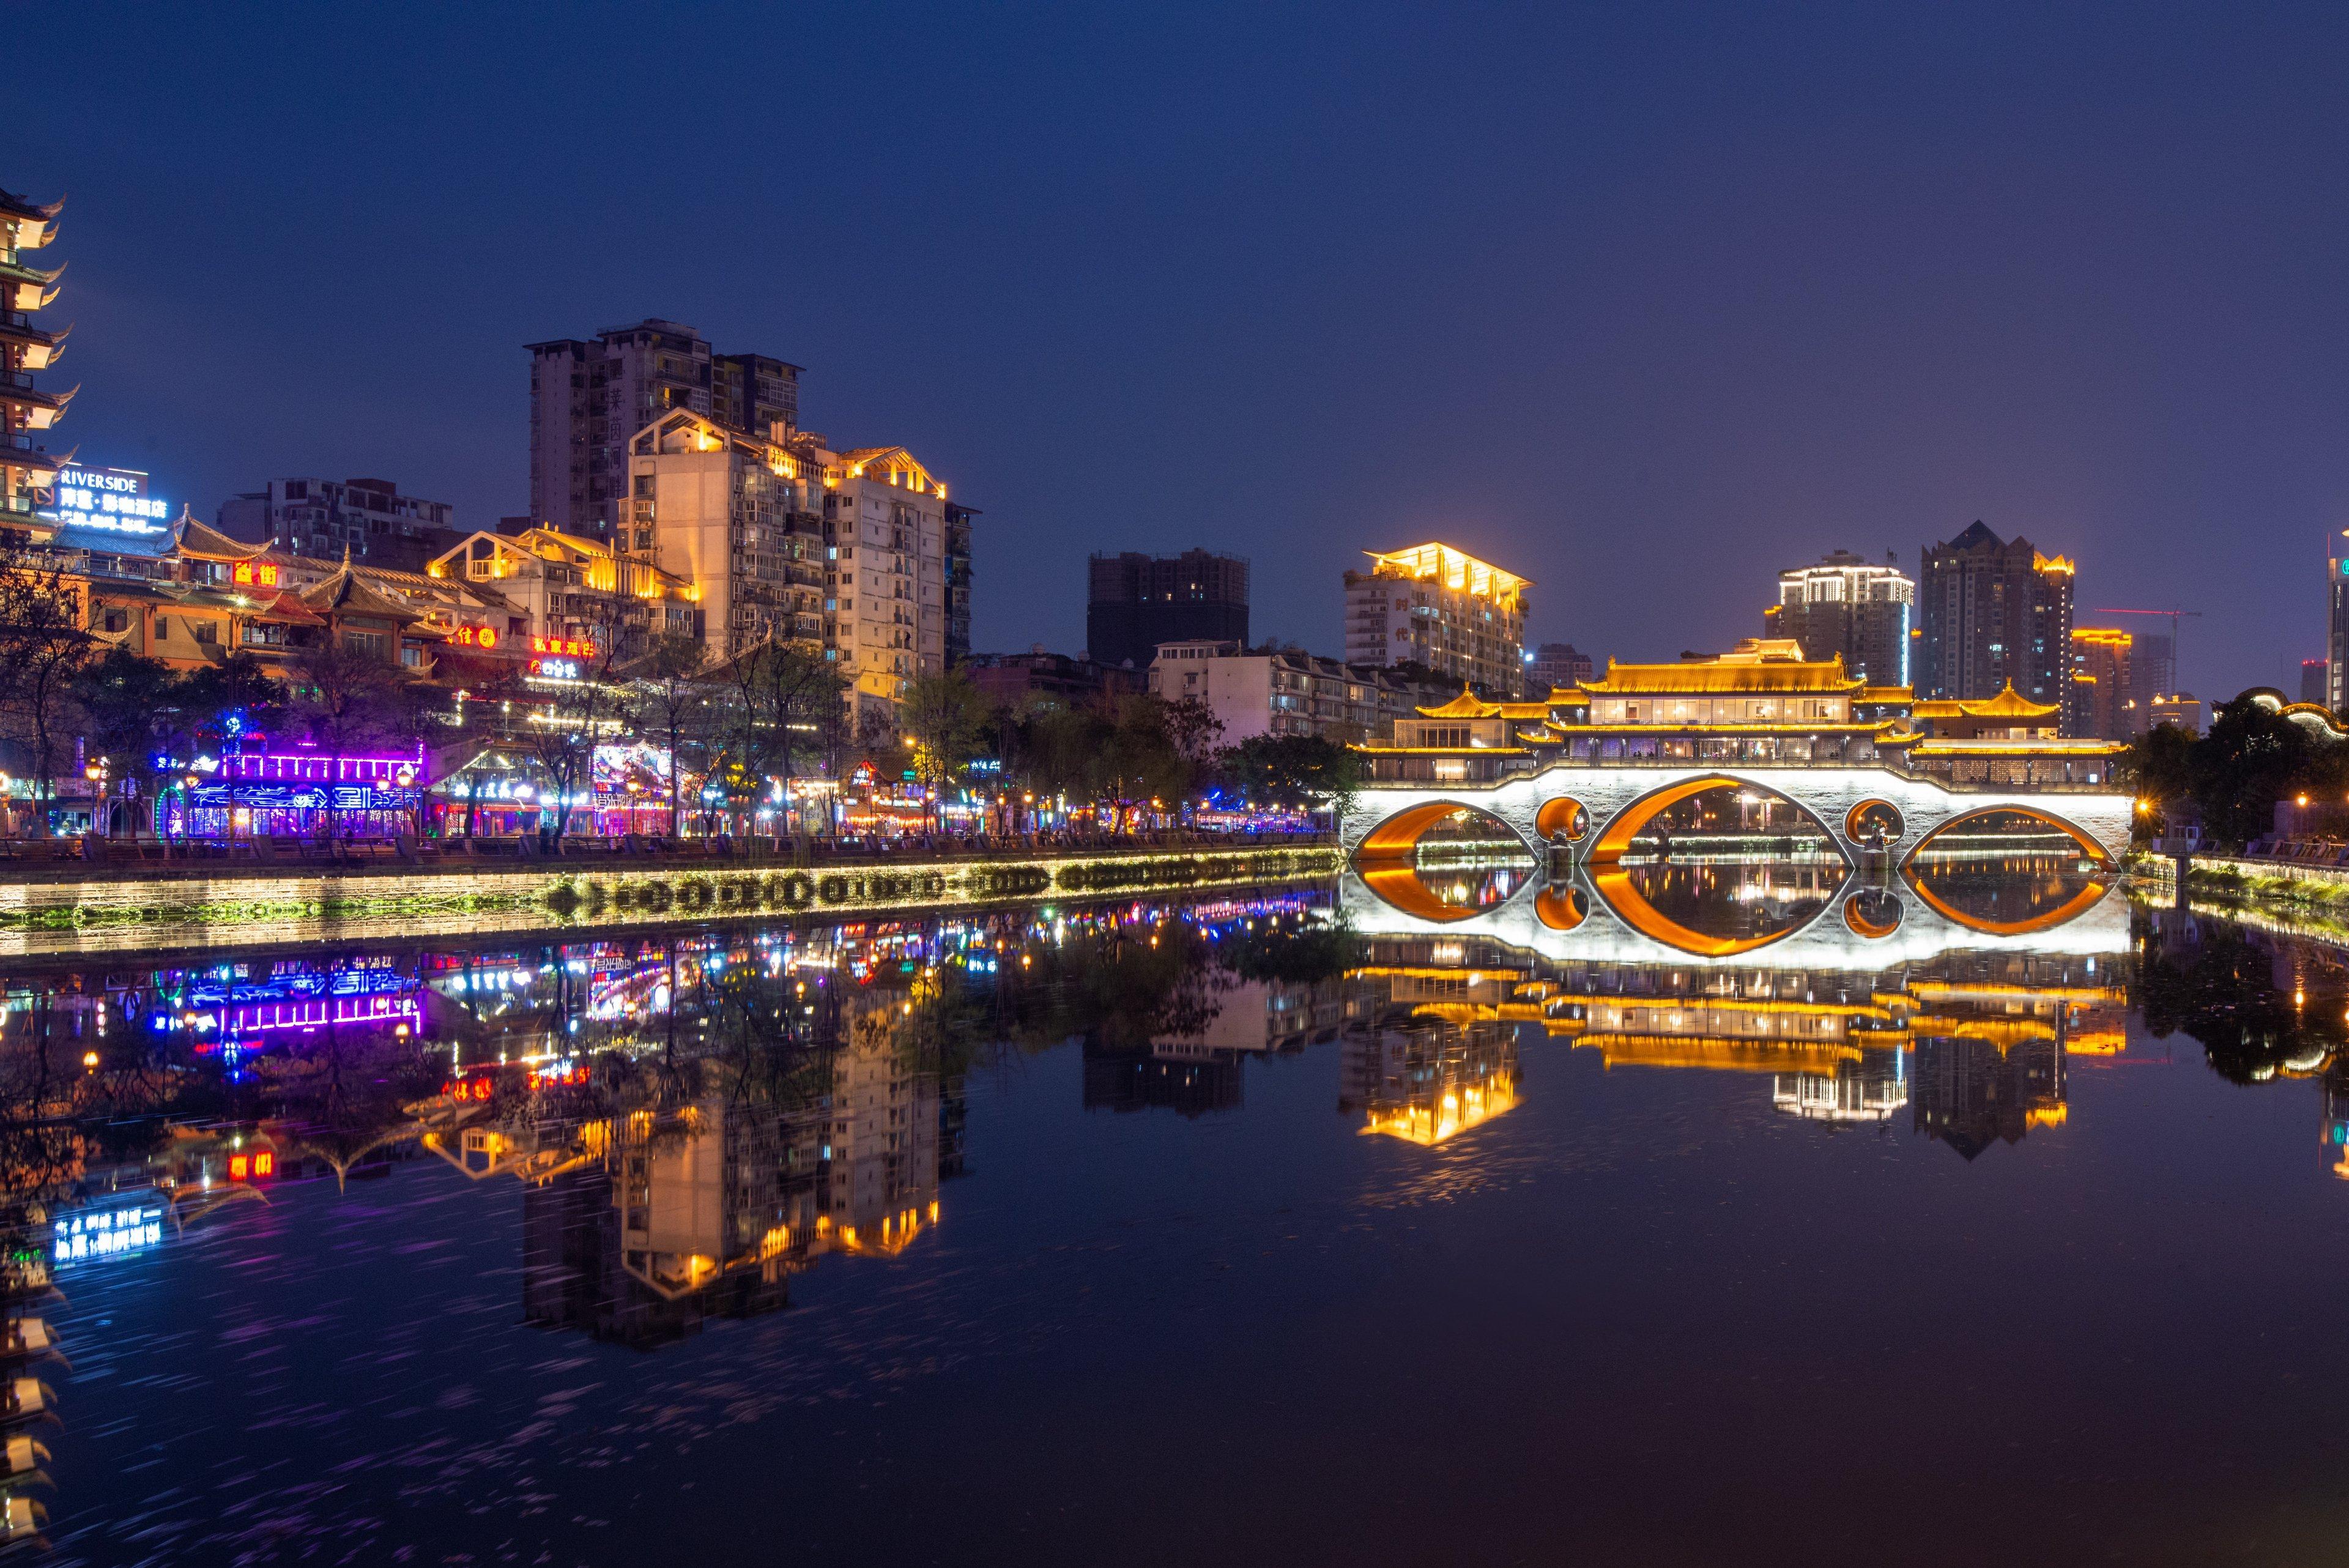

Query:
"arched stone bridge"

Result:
[[1341, 765, 2133, 870]]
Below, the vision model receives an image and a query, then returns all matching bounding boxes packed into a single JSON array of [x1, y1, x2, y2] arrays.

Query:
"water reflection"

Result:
[[31, 869, 2349, 1561], [1594, 856, 1849, 956], [1903, 849, 2111, 936]]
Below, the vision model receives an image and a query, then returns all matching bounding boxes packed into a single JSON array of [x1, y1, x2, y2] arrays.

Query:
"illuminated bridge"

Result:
[[1340, 764, 2134, 871]]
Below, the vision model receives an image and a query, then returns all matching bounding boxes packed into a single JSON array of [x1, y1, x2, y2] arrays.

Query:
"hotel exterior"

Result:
[[0, 184, 67, 544], [1361, 637, 2120, 789], [1344, 543, 1530, 697]]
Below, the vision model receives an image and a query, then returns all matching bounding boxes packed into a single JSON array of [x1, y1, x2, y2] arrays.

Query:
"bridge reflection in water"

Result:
[[1337, 803, 2129, 1156]]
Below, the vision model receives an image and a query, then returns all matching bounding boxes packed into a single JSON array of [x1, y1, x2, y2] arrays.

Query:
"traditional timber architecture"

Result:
[[1343, 637, 2134, 942], [0, 185, 69, 543]]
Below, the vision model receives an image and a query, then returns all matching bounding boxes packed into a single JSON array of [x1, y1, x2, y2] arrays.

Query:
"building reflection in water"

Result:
[[1340, 881, 2129, 1159]]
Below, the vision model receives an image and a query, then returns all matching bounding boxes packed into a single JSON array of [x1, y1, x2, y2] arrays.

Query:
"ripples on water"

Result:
[[6, 863, 2349, 1565]]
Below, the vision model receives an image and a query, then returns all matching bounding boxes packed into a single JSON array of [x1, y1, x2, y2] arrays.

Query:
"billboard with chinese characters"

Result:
[[42, 463, 174, 537]]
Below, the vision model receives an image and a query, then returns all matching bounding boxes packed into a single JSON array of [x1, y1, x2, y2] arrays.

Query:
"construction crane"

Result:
[[2090, 606, 2203, 696]]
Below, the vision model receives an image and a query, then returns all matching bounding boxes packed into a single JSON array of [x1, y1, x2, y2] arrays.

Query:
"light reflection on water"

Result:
[[9, 872, 2349, 1564]]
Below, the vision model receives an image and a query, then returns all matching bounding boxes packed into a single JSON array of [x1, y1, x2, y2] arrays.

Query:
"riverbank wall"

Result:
[[0, 844, 1344, 960]]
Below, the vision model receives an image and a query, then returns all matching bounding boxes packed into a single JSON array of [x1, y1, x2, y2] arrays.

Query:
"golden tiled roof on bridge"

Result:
[[1578, 641, 1866, 696], [1908, 680, 2061, 721]]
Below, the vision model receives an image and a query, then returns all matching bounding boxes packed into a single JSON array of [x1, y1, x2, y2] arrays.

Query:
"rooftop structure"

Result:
[[1917, 521, 2074, 710], [1344, 542, 1531, 698]]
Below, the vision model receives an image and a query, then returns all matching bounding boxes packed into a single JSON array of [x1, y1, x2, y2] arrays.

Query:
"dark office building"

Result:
[[1917, 521, 2075, 708], [1086, 549, 1249, 671], [944, 501, 977, 668], [2305, 659, 2331, 708]]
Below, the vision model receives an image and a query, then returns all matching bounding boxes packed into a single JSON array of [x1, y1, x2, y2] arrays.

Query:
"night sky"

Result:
[[17, 2, 2349, 696]]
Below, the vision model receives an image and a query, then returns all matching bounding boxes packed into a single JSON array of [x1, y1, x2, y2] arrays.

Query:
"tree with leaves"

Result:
[[1214, 732, 1362, 823], [900, 669, 989, 829], [69, 649, 187, 841]]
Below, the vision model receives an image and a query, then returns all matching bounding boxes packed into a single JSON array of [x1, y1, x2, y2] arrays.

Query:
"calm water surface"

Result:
[[11, 855, 2349, 1567]]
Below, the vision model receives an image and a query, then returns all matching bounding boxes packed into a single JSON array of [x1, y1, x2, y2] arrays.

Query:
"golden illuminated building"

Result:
[[2067, 626, 2136, 740], [1359, 637, 2123, 787], [0, 184, 67, 544], [1346, 541, 1531, 699], [427, 526, 699, 656]]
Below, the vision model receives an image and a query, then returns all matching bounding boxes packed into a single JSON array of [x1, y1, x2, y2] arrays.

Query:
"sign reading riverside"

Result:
[[45, 463, 172, 536]]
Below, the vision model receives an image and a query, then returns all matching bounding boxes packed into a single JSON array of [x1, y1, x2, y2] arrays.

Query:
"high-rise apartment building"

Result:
[[1917, 521, 2074, 712], [0, 185, 67, 544], [2066, 627, 2134, 740], [627, 411, 953, 723], [1085, 549, 1249, 671], [1343, 543, 1531, 698], [943, 502, 976, 668], [1528, 642, 1595, 693], [528, 321, 804, 542], [2304, 658, 2330, 708], [2136, 631, 2176, 708], [1764, 549, 1914, 688], [2330, 540, 2349, 712], [217, 477, 456, 570]]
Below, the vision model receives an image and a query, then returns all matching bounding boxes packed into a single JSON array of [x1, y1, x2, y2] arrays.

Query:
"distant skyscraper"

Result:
[[2066, 627, 2134, 740], [2136, 630, 2176, 703], [1529, 642, 1595, 693], [1917, 521, 2074, 710], [1344, 542, 1531, 698], [527, 320, 804, 542], [1085, 549, 1249, 671], [1764, 549, 1914, 688], [2303, 658, 2330, 708], [2331, 540, 2349, 711]]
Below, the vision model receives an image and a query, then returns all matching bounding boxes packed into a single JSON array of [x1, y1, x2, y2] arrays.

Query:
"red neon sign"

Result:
[[253, 1151, 274, 1178], [451, 625, 500, 649], [231, 562, 281, 589], [530, 635, 596, 659], [228, 1154, 249, 1181]]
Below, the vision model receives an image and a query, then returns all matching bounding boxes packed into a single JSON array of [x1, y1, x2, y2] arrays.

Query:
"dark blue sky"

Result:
[[17, 2, 2349, 696]]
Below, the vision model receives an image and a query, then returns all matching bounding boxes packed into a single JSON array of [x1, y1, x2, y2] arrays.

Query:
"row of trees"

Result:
[[2124, 693, 2349, 847]]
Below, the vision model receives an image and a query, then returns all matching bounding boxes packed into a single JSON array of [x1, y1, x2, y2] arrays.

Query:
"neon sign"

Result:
[[231, 561, 282, 589], [45, 463, 172, 536], [530, 635, 596, 658], [531, 658, 584, 681], [53, 1200, 165, 1264], [452, 625, 499, 648]]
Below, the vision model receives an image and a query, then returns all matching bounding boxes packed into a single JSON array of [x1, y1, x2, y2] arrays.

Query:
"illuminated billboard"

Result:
[[43, 463, 173, 537]]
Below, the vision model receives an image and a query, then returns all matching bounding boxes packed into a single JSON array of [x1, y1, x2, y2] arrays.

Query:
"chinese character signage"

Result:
[[451, 625, 499, 648], [529, 635, 596, 658], [45, 463, 172, 536], [231, 560, 282, 588]]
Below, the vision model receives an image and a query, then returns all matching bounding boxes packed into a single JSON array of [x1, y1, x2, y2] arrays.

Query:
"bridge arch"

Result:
[[1354, 799, 1535, 861], [1906, 804, 2112, 866], [1586, 775, 1851, 866]]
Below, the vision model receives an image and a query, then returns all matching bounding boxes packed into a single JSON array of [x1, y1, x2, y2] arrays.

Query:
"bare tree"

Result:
[[628, 634, 711, 838], [289, 639, 409, 841], [0, 547, 93, 836]]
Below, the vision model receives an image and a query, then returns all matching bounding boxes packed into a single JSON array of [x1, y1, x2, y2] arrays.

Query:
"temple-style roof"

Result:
[[0, 188, 64, 248], [0, 256, 62, 313], [1856, 685, 1915, 704], [1580, 644, 1865, 695], [0, 379, 73, 426], [1416, 686, 1502, 719], [299, 555, 424, 623], [173, 513, 276, 563], [0, 318, 68, 369], [1908, 681, 2060, 720]]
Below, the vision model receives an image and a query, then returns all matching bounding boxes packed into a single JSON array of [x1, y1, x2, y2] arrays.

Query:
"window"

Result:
[[101, 609, 128, 633], [193, 620, 218, 645], [344, 630, 389, 659]]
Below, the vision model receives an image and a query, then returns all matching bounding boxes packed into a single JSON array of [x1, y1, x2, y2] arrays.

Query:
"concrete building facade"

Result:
[[1343, 543, 1530, 698], [1917, 521, 2074, 712], [1764, 549, 1913, 688], [1086, 549, 1249, 671]]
